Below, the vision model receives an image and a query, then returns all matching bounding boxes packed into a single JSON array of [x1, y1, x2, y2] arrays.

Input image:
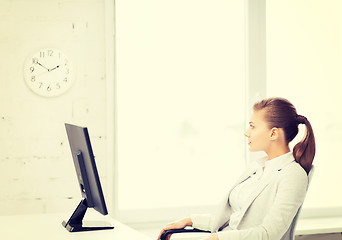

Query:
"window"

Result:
[[115, 0, 246, 222], [266, 0, 342, 213], [111, 0, 342, 224]]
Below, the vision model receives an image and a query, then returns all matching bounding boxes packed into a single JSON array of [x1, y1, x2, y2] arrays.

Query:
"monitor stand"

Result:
[[62, 199, 114, 232]]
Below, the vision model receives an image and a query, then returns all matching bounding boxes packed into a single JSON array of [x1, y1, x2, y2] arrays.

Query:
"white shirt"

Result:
[[228, 164, 264, 229]]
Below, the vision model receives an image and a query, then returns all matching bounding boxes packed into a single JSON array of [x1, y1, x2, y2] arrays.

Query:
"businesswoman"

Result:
[[158, 97, 315, 240]]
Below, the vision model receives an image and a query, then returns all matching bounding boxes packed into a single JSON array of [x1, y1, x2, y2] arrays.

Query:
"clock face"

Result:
[[23, 48, 74, 97]]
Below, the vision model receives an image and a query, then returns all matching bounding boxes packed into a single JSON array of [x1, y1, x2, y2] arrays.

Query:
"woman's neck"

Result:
[[266, 145, 291, 160]]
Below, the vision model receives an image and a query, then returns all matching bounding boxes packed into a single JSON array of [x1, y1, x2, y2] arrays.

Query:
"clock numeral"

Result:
[[64, 77, 68, 82], [32, 58, 38, 64], [30, 67, 34, 73], [38, 82, 43, 88], [48, 50, 53, 56], [56, 83, 61, 89], [31, 76, 36, 82], [40, 52, 45, 58], [47, 85, 52, 92]]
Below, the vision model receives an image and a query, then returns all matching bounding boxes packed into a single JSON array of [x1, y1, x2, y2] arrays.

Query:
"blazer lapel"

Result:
[[234, 168, 278, 228], [231, 162, 261, 189], [210, 164, 261, 232], [232, 154, 295, 228]]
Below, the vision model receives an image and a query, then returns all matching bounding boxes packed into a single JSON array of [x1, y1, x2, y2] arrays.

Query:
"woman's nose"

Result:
[[244, 130, 250, 138]]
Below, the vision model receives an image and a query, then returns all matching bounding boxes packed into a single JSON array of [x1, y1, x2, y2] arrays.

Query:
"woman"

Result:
[[157, 97, 315, 240]]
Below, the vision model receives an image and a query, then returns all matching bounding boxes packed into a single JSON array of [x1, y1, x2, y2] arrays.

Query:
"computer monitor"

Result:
[[62, 123, 114, 232]]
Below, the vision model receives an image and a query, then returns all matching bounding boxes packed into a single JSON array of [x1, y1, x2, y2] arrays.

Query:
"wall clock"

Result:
[[23, 48, 75, 97]]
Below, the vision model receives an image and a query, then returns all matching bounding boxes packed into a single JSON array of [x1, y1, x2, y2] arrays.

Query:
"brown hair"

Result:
[[253, 97, 316, 174]]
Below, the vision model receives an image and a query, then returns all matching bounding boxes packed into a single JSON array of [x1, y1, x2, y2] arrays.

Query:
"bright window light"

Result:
[[115, 0, 246, 217]]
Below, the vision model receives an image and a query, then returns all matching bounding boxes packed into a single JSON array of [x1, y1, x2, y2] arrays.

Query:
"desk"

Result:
[[0, 212, 152, 240]]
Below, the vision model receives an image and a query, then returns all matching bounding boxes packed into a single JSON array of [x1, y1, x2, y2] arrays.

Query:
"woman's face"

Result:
[[244, 110, 272, 152]]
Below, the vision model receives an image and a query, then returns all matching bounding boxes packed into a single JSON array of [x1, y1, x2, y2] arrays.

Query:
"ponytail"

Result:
[[253, 98, 316, 175], [293, 115, 316, 174]]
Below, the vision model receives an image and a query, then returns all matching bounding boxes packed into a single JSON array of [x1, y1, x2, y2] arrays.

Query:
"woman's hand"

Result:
[[157, 217, 193, 240]]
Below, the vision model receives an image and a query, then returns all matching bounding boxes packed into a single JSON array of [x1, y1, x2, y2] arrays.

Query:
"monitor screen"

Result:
[[62, 123, 114, 232]]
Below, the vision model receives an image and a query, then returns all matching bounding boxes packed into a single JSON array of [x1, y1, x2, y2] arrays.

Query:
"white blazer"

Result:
[[191, 152, 308, 240]]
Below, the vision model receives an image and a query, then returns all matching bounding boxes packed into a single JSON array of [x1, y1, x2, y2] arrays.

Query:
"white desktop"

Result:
[[0, 210, 152, 240]]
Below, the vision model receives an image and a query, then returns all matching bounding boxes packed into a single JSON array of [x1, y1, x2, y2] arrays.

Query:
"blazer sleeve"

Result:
[[216, 164, 308, 240], [191, 214, 213, 231], [191, 196, 232, 232]]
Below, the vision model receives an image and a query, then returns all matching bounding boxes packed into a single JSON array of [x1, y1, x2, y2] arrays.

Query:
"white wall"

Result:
[[0, 0, 108, 215]]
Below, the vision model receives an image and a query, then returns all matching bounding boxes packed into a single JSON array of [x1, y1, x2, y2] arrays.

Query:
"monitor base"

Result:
[[62, 221, 114, 232], [62, 199, 114, 232]]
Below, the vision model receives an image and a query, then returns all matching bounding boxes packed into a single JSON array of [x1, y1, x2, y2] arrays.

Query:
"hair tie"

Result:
[[297, 115, 307, 124]]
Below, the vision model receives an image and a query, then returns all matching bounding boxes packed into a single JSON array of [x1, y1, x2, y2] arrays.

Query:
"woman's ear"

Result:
[[270, 127, 279, 140]]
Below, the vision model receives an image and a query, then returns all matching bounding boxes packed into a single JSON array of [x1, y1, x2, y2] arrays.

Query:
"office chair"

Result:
[[161, 165, 315, 240]]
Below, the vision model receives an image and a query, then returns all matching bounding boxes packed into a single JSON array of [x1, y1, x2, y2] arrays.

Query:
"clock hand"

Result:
[[37, 62, 50, 71], [49, 65, 60, 71], [35, 70, 51, 77]]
